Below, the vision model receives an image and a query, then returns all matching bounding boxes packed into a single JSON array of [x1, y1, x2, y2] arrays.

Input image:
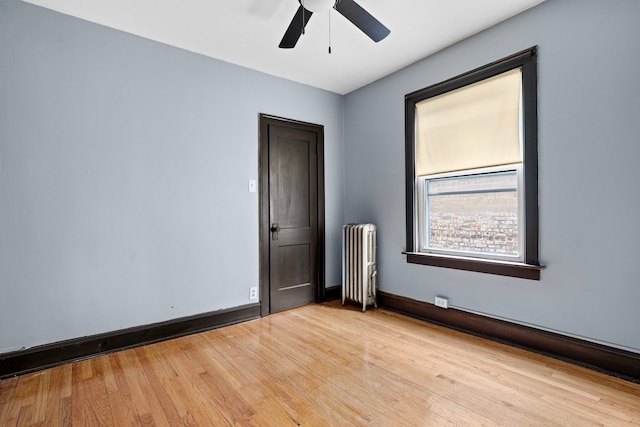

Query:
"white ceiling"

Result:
[[22, 0, 545, 94]]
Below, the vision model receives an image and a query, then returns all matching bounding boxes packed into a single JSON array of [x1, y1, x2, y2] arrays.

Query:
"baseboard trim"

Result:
[[0, 303, 261, 380], [324, 285, 341, 301], [378, 291, 640, 383]]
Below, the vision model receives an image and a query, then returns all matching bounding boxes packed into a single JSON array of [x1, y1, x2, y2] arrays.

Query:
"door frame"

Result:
[[258, 114, 326, 317]]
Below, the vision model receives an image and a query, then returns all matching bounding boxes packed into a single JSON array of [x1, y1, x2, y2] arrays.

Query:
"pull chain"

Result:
[[301, 0, 306, 34], [328, 6, 332, 54]]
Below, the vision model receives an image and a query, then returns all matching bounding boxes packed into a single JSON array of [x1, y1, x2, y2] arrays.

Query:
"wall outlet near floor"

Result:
[[249, 287, 258, 300], [435, 296, 448, 309]]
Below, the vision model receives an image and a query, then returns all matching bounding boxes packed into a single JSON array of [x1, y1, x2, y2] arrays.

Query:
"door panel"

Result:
[[275, 137, 310, 229], [268, 124, 318, 313]]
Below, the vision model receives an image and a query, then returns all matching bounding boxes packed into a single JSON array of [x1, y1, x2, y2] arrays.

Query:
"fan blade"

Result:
[[334, 0, 390, 42], [279, 5, 313, 48]]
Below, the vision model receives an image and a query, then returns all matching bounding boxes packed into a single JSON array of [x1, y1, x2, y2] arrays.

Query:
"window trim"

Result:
[[404, 47, 542, 280]]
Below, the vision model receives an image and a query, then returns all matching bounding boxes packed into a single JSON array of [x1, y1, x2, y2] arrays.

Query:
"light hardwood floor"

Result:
[[1, 301, 639, 426]]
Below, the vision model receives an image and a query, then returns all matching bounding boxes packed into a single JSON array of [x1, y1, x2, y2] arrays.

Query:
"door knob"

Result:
[[270, 223, 280, 240]]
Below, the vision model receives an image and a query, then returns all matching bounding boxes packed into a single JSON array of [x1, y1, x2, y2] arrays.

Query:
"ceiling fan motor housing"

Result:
[[300, 0, 336, 13]]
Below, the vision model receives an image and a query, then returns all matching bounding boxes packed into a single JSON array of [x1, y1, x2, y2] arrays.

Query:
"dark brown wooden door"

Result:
[[267, 124, 318, 313]]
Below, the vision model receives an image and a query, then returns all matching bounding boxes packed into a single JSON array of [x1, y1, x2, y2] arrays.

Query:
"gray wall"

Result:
[[344, 0, 640, 353], [0, 0, 345, 353]]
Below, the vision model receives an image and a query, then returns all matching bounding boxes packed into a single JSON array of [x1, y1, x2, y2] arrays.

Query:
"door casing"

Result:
[[258, 114, 325, 317]]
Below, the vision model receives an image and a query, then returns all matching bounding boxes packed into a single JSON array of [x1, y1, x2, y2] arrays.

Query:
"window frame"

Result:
[[404, 47, 542, 280]]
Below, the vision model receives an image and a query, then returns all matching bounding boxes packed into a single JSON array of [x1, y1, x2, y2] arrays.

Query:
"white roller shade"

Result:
[[415, 68, 523, 176]]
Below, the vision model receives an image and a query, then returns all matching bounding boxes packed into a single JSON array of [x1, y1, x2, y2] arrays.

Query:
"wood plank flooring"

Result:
[[1, 301, 639, 426]]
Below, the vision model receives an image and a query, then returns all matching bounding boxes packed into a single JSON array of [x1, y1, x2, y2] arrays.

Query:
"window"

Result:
[[420, 168, 521, 260], [405, 47, 541, 280]]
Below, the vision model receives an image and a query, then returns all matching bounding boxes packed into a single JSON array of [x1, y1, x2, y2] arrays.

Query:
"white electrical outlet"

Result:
[[249, 287, 258, 300], [435, 296, 448, 309]]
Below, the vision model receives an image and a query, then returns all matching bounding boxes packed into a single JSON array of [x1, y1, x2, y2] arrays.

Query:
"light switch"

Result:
[[248, 179, 257, 193]]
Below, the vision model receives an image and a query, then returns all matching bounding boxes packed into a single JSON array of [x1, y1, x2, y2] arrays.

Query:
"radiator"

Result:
[[342, 224, 377, 312]]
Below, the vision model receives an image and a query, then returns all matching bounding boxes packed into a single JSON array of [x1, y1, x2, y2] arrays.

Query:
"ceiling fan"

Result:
[[279, 0, 390, 49]]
